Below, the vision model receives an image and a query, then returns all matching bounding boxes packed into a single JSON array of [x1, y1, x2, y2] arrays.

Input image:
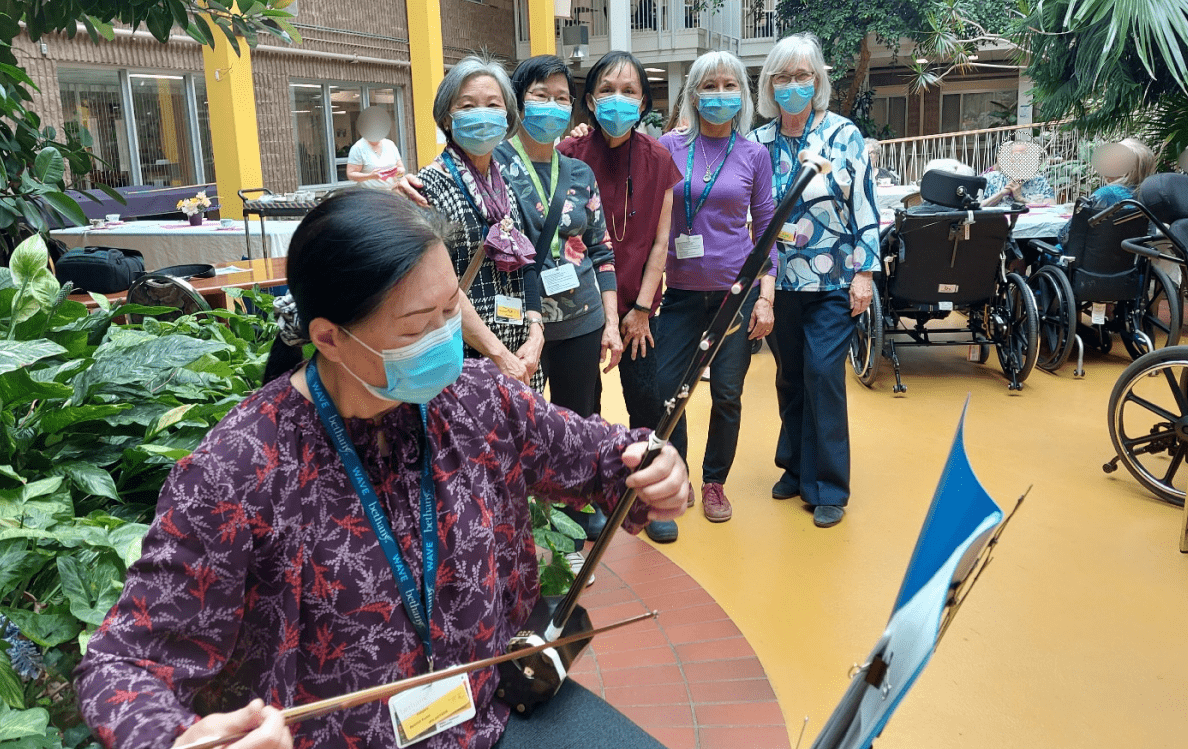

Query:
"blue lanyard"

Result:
[[306, 357, 439, 670], [442, 151, 488, 239], [684, 131, 736, 230], [772, 111, 815, 202]]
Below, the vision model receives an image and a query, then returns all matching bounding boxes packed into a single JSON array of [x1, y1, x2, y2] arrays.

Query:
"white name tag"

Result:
[[1091, 303, 1107, 325], [541, 263, 580, 296], [494, 294, 524, 325], [675, 233, 704, 260], [389, 673, 476, 748], [938, 301, 953, 311]]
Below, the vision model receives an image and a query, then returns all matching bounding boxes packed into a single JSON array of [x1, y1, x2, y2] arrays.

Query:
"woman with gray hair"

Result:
[[416, 54, 546, 390], [655, 49, 776, 525], [748, 32, 879, 528]]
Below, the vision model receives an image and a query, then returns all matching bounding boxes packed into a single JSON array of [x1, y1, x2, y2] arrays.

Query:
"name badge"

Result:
[[675, 233, 704, 260], [541, 263, 580, 296], [494, 294, 524, 325], [777, 226, 797, 245], [389, 673, 476, 748], [1091, 303, 1107, 325]]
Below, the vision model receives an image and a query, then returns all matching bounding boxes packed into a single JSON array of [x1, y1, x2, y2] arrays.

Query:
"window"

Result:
[[290, 81, 407, 187], [941, 89, 1019, 132], [871, 95, 908, 138], [58, 67, 214, 189]]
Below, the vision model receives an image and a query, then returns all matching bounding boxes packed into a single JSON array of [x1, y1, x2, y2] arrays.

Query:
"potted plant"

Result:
[[176, 191, 213, 225]]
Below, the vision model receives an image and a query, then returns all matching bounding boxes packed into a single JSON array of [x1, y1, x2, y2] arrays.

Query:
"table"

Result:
[[877, 203, 1073, 242], [51, 219, 301, 271], [67, 257, 287, 311], [876, 185, 919, 211]]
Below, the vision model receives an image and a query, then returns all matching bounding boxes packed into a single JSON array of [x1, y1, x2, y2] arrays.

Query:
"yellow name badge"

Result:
[[494, 293, 524, 326], [389, 673, 476, 748]]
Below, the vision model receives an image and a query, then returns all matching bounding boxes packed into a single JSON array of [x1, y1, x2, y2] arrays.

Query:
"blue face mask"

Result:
[[521, 101, 573, 145], [342, 313, 464, 404], [594, 94, 642, 138], [450, 108, 508, 156], [774, 82, 814, 115], [697, 91, 743, 125]]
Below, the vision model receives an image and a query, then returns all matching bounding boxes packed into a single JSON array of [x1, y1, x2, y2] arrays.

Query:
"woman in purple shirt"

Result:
[[73, 191, 687, 749], [656, 50, 776, 525]]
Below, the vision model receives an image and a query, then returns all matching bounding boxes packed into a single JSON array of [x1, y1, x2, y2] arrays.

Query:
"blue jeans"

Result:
[[616, 315, 664, 431], [656, 287, 759, 485], [766, 288, 853, 506]]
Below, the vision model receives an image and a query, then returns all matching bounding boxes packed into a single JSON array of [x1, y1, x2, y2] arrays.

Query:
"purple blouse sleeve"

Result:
[[750, 146, 777, 277]]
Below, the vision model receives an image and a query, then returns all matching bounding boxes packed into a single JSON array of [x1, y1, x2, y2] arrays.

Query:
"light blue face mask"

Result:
[[774, 82, 814, 115], [697, 91, 743, 125], [342, 313, 464, 404], [521, 101, 573, 145], [450, 108, 508, 156], [594, 94, 642, 138]]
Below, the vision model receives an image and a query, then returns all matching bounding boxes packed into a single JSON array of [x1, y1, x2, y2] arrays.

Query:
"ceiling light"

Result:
[[645, 67, 664, 73], [915, 58, 928, 65], [968, 54, 980, 61]]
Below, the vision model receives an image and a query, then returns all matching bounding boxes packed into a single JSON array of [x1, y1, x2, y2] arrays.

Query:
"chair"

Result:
[[125, 273, 211, 323]]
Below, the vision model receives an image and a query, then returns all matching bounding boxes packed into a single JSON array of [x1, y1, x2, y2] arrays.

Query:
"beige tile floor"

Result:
[[595, 339, 1188, 749]]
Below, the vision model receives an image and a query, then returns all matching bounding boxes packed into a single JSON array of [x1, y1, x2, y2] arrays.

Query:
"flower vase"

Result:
[[188, 213, 203, 226]]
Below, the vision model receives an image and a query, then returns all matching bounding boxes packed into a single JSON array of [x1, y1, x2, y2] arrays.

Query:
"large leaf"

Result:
[[0, 657, 26, 710], [41, 191, 86, 227], [31, 147, 63, 185], [0, 340, 66, 376], [55, 555, 121, 627], [74, 335, 231, 401], [7, 235, 49, 291], [51, 462, 118, 500], [0, 608, 81, 649], [0, 540, 49, 591], [0, 367, 74, 409], [0, 704, 49, 741], [106, 522, 150, 568], [38, 405, 131, 435]]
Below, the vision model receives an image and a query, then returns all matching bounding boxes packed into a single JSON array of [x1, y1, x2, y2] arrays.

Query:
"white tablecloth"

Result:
[[51, 219, 301, 270], [877, 203, 1072, 241], [876, 185, 919, 211]]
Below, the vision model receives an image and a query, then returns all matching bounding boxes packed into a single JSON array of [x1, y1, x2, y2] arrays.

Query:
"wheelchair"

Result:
[[1102, 174, 1188, 511], [1026, 193, 1181, 376], [850, 170, 1037, 393]]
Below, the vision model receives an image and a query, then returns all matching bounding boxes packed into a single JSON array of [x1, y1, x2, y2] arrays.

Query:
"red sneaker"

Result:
[[701, 483, 732, 522]]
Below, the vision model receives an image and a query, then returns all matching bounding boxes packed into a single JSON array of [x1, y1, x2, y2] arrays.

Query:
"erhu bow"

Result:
[[496, 149, 833, 714]]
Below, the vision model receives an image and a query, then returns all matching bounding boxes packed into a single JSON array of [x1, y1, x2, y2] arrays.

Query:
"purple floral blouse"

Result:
[[75, 360, 650, 749]]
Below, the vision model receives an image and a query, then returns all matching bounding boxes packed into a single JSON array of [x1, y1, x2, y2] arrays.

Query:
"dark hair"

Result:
[[263, 189, 452, 384], [579, 51, 652, 123], [511, 55, 575, 111]]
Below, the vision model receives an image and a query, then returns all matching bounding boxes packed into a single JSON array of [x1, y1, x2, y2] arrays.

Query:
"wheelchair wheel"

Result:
[[1028, 266, 1076, 371], [849, 282, 882, 386], [1121, 266, 1182, 359], [1107, 346, 1188, 507], [993, 272, 1039, 387]]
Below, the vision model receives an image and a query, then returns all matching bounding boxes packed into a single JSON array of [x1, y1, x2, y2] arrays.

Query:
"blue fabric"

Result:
[[767, 288, 853, 506], [655, 287, 758, 484], [494, 679, 663, 748], [617, 316, 663, 431], [982, 170, 1055, 204], [747, 114, 880, 293], [1057, 183, 1135, 247]]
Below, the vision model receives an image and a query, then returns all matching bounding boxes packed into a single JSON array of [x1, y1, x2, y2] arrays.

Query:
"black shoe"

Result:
[[645, 520, 678, 543], [813, 506, 845, 528], [772, 477, 799, 500], [561, 506, 608, 541]]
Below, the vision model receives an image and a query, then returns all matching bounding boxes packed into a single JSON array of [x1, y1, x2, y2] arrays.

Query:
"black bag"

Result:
[[55, 246, 145, 293]]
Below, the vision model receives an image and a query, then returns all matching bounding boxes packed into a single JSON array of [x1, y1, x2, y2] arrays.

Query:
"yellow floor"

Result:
[[595, 340, 1188, 749]]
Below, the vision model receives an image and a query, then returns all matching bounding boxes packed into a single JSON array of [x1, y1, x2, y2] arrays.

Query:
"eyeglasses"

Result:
[[525, 89, 573, 106], [772, 72, 815, 86]]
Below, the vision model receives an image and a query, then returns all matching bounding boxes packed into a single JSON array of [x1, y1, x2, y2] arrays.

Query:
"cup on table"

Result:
[[220, 218, 235, 228], [105, 213, 120, 223], [89, 218, 104, 228]]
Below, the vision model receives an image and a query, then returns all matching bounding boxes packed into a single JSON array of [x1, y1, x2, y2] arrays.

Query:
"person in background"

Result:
[[346, 106, 404, 191], [74, 190, 688, 749], [749, 32, 879, 528], [558, 51, 684, 543], [494, 55, 622, 546], [656, 49, 775, 527], [865, 138, 900, 185], [981, 140, 1055, 206], [417, 55, 545, 390]]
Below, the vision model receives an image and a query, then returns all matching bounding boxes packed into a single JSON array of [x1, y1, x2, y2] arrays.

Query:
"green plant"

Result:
[[529, 499, 587, 596], [0, 235, 279, 748]]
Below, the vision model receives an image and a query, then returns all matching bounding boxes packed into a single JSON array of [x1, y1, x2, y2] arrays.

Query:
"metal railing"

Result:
[[742, 0, 776, 40], [878, 120, 1113, 204]]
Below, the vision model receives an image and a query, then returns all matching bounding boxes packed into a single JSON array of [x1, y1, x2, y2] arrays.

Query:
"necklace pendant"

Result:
[[703, 170, 712, 183]]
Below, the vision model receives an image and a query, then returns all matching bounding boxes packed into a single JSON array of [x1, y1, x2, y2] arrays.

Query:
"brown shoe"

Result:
[[701, 483, 731, 522]]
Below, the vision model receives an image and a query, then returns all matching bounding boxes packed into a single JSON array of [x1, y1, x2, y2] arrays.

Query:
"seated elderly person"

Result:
[[865, 138, 900, 185], [981, 140, 1055, 206], [1057, 137, 1156, 246]]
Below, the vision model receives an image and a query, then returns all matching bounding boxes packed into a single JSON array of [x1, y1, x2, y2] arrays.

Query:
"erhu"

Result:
[[496, 149, 834, 714]]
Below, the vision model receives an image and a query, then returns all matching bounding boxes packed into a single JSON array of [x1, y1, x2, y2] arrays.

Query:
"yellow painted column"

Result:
[[201, 28, 262, 220], [408, 0, 445, 170], [528, 0, 556, 56]]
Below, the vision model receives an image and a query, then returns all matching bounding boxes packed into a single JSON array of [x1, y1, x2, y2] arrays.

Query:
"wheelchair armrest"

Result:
[[1121, 236, 1166, 261], [1029, 238, 1059, 255]]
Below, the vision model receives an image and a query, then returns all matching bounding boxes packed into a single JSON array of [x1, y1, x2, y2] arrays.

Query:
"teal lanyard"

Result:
[[772, 111, 815, 202], [684, 131, 737, 230], [306, 357, 439, 671], [441, 151, 488, 240], [509, 136, 563, 259]]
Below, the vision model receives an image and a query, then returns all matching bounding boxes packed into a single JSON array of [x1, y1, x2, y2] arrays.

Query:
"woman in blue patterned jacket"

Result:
[[747, 33, 879, 528]]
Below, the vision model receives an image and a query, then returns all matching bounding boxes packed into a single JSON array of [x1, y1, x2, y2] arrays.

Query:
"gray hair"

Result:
[[679, 50, 753, 145], [433, 54, 520, 139], [757, 33, 832, 120]]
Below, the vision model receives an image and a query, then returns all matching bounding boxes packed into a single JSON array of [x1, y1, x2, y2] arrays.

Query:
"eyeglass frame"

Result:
[[771, 72, 815, 87]]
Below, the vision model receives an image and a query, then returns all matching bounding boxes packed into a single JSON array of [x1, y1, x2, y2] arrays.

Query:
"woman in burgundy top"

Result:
[[73, 191, 688, 749], [558, 51, 685, 544]]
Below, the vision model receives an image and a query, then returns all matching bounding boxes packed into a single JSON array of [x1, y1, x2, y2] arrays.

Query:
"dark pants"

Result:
[[767, 288, 854, 506], [494, 679, 664, 748], [656, 287, 758, 485], [617, 316, 664, 431], [541, 327, 604, 418]]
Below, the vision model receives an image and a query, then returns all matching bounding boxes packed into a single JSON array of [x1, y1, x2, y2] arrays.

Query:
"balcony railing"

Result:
[[879, 121, 1112, 204]]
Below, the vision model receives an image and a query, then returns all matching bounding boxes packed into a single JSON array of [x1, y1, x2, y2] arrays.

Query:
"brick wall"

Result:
[[439, 0, 516, 64]]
